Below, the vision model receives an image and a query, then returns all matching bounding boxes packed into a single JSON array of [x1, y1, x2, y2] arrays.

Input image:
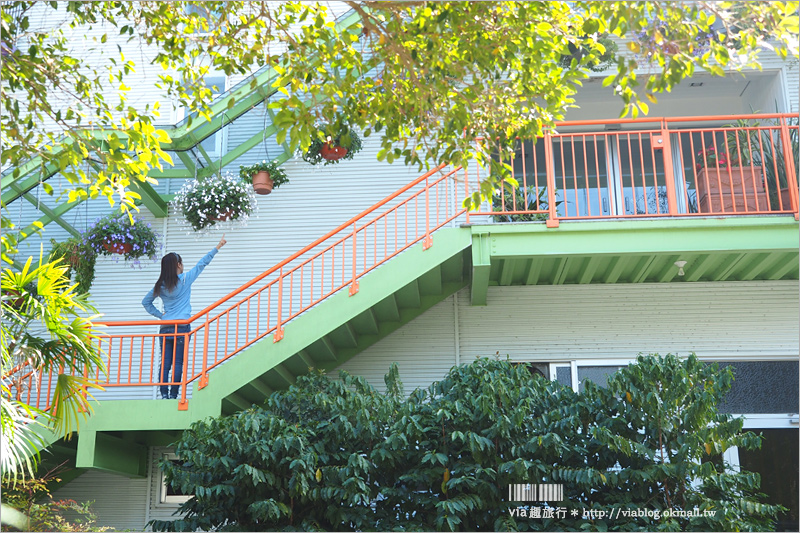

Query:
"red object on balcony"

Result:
[[320, 143, 348, 161], [102, 241, 133, 255], [696, 166, 768, 213]]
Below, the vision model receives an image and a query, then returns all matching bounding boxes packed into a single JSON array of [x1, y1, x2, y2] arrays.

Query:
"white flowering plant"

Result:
[[172, 172, 258, 232]]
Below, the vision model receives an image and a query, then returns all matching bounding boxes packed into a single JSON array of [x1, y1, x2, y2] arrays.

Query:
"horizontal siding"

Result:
[[459, 281, 799, 361], [337, 280, 799, 393], [50, 468, 149, 531]]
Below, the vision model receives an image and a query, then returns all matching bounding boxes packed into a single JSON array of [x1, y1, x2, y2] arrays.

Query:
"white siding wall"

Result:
[[336, 280, 800, 393], [50, 468, 150, 531]]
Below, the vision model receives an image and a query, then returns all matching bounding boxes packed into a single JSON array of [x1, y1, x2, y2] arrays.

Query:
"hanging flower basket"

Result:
[[102, 241, 133, 255], [320, 143, 349, 161], [303, 124, 363, 166], [48, 237, 97, 293], [239, 160, 289, 195], [173, 172, 258, 233]]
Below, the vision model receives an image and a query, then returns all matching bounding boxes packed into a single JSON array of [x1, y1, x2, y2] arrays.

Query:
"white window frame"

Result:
[[158, 453, 192, 505]]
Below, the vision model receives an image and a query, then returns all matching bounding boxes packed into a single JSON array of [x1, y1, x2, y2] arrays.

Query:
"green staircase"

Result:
[[68, 227, 471, 477]]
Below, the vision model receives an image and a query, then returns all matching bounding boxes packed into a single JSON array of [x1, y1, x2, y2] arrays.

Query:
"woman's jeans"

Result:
[[159, 324, 191, 399]]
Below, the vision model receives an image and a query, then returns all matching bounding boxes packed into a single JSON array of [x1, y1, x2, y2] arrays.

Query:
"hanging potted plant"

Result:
[[83, 212, 160, 265], [238, 160, 289, 195], [302, 124, 363, 165], [172, 171, 258, 233], [48, 237, 97, 293]]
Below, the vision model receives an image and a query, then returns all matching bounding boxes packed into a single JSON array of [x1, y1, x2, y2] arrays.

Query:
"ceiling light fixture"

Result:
[[674, 260, 687, 276]]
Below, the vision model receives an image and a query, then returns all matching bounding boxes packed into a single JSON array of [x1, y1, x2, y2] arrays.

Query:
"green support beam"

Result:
[[76, 431, 148, 478], [471, 231, 491, 305], [20, 190, 81, 237], [130, 179, 169, 218]]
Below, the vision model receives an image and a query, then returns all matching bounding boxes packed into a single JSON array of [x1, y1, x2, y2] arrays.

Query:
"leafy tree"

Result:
[[152, 355, 781, 532], [1, 1, 797, 215], [1, 254, 105, 483]]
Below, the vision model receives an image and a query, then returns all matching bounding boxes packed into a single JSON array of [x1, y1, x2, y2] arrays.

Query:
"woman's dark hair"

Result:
[[153, 252, 182, 298]]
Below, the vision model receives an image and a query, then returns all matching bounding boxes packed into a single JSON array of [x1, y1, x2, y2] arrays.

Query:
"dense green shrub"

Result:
[[151, 355, 781, 532]]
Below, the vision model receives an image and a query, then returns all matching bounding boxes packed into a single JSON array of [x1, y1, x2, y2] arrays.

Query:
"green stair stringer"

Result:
[[69, 227, 472, 476]]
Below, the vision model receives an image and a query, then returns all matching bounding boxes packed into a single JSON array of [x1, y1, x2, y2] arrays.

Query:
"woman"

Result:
[[142, 235, 227, 399]]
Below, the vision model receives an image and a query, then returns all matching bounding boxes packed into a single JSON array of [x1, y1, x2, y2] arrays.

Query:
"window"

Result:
[[159, 453, 192, 504]]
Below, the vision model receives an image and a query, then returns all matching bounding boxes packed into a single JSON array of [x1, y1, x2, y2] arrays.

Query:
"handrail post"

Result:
[[423, 175, 433, 250], [199, 314, 210, 389], [349, 222, 359, 295], [464, 164, 470, 224], [543, 130, 560, 228], [779, 117, 800, 220], [274, 267, 284, 342], [178, 328, 189, 411], [657, 119, 679, 215]]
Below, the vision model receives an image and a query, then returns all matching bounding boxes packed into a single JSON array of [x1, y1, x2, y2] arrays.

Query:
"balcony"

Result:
[[466, 113, 799, 224]]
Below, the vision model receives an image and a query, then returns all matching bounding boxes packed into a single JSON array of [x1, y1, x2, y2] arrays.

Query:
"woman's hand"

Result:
[[216, 234, 227, 250]]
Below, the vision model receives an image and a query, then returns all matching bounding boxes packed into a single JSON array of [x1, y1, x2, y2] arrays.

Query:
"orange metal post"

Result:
[[423, 175, 432, 250], [779, 118, 800, 220], [199, 313, 210, 389], [178, 329, 189, 410], [349, 222, 359, 295], [654, 120, 678, 215], [543, 131, 559, 227], [274, 267, 285, 342]]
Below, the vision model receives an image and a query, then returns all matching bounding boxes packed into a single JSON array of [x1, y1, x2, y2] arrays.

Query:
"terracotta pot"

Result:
[[320, 143, 348, 161], [102, 241, 133, 255], [779, 188, 795, 211], [4, 289, 25, 309], [251, 170, 273, 195], [210, 209, 234, 222]]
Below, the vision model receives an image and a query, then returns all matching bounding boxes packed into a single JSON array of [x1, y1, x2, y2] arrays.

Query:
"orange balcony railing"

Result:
[[466, 113, 798, 224], [7, 114, 798, 412]]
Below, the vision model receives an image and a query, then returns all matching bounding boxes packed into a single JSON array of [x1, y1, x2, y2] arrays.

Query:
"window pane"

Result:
[[716, 361, 799, 414], [577, 366, 623, 392], [556, 366, 572, 387]]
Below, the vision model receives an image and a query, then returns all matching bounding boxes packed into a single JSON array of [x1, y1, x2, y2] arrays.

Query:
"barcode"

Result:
[[507, 483, 564, 502]]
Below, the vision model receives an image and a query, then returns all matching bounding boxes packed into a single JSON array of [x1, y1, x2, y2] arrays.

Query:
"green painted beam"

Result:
[[524, 257, 543, 285], [20, 190, 81, 237], [578, 256, 601, 284], [130, 179, 169, 218], [225, 393, 251, 411], [604, 256, 629, 284], [683, 254, 716, 282], [273, 363, 296, 385], [319, 336, 338, 361], [478, 218, 799, 258], [471, 231, 491, 305], [76, 432, 147, 478], [655, 254, 682, 283], [499, 258, 516, 286], [631, 255, 658, 283], [740, 252, 785, 281], [717, 253, 748, 281], [17, 197, 88, 241], [340, 323, 358, 348], [418, 264, 443, 295], [552, 257, 569, 285], [176, 151, 197, 175], [296, 350, 316, 370], [764, 253, 799, 279], [246, 378, 274, 397]]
